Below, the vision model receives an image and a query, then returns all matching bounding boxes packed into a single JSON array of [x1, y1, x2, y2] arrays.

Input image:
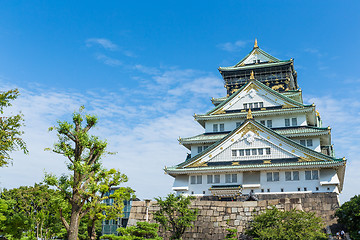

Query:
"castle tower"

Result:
[[219, 39, 298, 96], [165, 40, 346, 200]]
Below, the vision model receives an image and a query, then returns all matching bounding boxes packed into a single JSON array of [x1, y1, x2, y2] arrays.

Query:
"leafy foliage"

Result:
[[101, 222, 162, 240], [225, 228, 237, 240], [154, 193, 198, 240], [0, 184, 66, 239], [44, 107, 133, 240], [335, 195, 360, 240], [245, 207, 327, 240], [0, 89, 28, 167]]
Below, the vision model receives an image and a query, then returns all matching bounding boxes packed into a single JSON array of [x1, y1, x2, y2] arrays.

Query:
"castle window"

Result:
[[305, 170, 318, 180], [312, 170, 319, 179], [248, 103, 253, 109], [260, 120, 265, 125], [232, 150, 237, 157], [285, 118, 290, 127], [266, 148, 271, 155], [257, 59, 261, 63], [204, 146, 208, 150], [293, 171, 299, 180], [239, 150, 245, 156], [214, 175, 220, 183], [213, 124, 218, 132], [300, 139, 313, 147], [243, 103, 247, 109], [316, 187, 319, 191], [225, 174, 237, 183], [285, 171, 299, 181], [298, 188, 301, 191], [198, 146, 202, 153], [267, 120, 272, 128], [292, 118, 297, 126], [259, 102, 264, 108], [203, 191, 205, 194], [267, 172, 279, 182], [304, 187, 307, 191], [219, 123, 225, 132], [197, 175, 202, 184], [252, 149, 257, 155], [207, 175, 213, 184], [258, 148, 263, 155], [254, 102, 258, 108], [191, 175, 202, 184], [267, 189, 270, 192], [246, 149, 251, 155], [261, 189, 264, 192], [190, 176, 196, 184], [281, 188, 284, 192]]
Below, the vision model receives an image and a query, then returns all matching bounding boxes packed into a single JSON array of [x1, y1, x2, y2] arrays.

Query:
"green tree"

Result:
[[0, 184, 66, 239], [44, 107, 132, 240], [335, 195, 360, 240], [0, 89, 28, 167], [101, 221, 162, 240], [154, 193, 198, 240], [245, 207, 327, 240]]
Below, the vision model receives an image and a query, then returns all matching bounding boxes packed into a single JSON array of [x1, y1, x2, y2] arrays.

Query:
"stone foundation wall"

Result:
[[128, 192, 339, 240]]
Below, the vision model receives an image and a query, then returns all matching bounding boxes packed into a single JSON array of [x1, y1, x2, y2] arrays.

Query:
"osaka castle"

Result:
[[165, 39, 346, 199]]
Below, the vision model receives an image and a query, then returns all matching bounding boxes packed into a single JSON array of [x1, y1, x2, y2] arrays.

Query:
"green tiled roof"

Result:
[[219, 60, 291, 71], [196, 106, 314, 124], [218, 47, 286, 71], [180, 133, 228, 143], [166, 159, 345, 173], [274, 126, 329, 136], [180, 126, 329, 145], [176, 119, 338, 170], [204, 78, 307, 116]]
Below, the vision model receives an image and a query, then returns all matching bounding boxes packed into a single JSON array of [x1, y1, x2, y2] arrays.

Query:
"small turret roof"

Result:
[[219, 39, 291, 71]]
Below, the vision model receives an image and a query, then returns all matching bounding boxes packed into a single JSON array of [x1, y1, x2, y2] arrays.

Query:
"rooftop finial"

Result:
[[254, 38, 258, 48], [250, 70, 255, 79], [247, 108, 253, 119]]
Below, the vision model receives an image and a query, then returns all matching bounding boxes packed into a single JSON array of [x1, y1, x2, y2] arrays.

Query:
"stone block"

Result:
[[234, 219, 240, 226], [242, 201, 258, 207], [231, 207, 238, 213]]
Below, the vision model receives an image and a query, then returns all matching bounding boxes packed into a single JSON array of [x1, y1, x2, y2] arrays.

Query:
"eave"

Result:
[[195, 106, 315, 128], [219, 60, 292, 72], [165, 160, 345, 176]]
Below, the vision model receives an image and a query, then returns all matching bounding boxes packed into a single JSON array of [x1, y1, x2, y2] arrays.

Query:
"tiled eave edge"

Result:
[[219, 60, 291, 71], [165, 160, 345, 175], [180, 131, 329, 146], [196, 107, 314, 121]]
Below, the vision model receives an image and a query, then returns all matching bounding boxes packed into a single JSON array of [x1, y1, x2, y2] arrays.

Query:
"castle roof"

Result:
[[166, 118, 345, 191], [218, 39, 291, 71]]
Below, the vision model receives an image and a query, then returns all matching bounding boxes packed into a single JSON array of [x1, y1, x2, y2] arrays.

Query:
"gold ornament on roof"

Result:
[[247, 108, 253, 119], [250, 71, 255, 79], [254, 38, 258, 48]]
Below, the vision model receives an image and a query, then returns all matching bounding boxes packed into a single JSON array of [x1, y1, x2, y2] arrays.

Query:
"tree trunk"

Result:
[[68, 204, 82, 240], [87, 216, 97, 240]]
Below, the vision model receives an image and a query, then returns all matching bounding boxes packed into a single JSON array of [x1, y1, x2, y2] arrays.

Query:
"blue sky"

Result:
[[0, 1, 359, 203]]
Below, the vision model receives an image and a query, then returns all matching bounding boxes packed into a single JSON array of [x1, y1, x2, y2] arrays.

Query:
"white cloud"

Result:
[[96, 54, 122, 66], [0, 67, 223, 200], [86, 38, 118, 51], [305, 94, 360, 203], [218, 40, 247, 52]]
